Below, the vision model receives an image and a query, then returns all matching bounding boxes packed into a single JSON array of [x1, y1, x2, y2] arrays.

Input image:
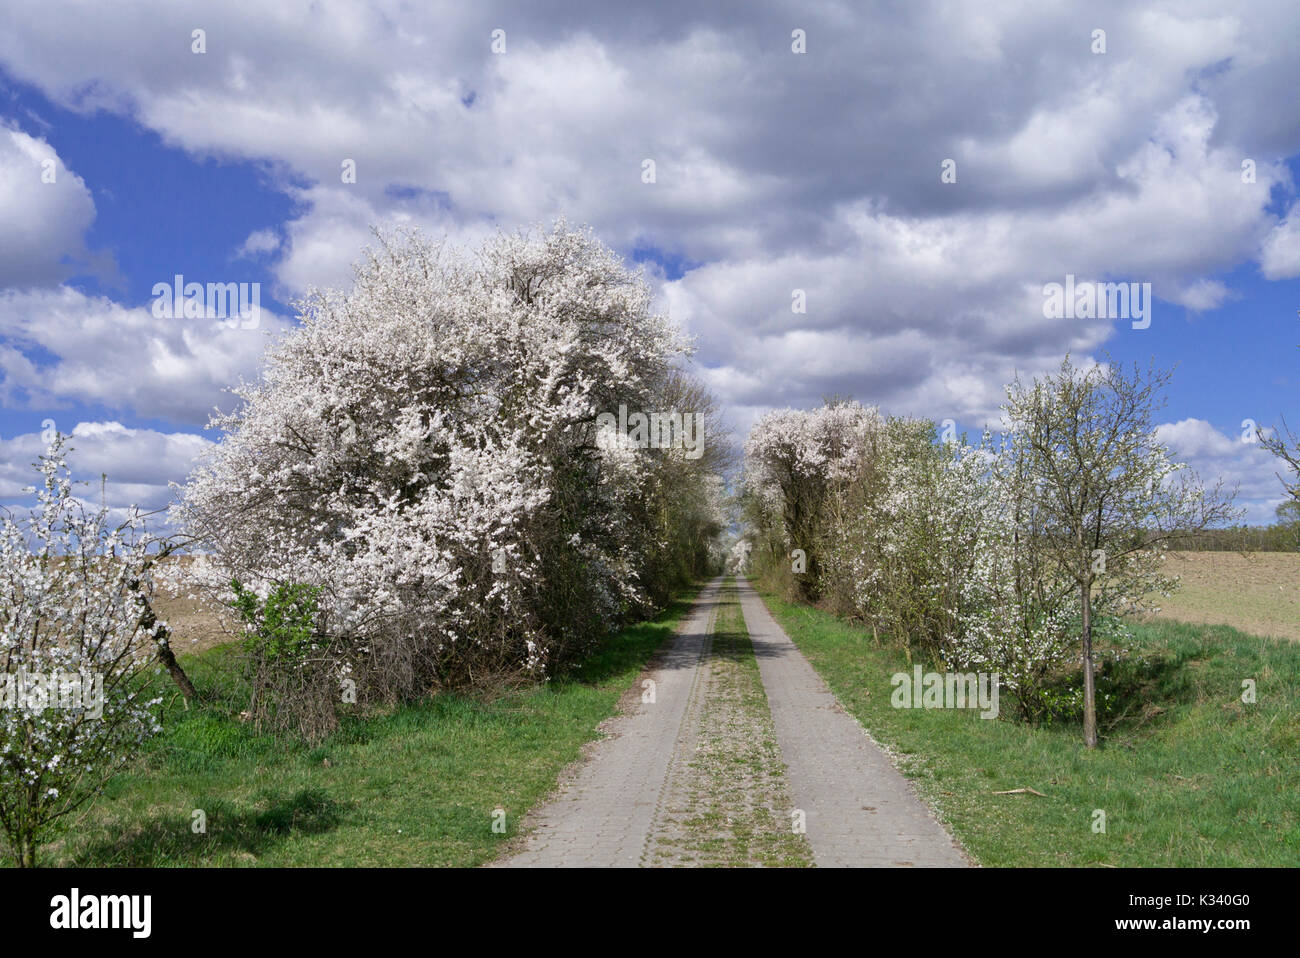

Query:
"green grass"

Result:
[[13, 590, 700, 868], [756, 584, 1300, 867]]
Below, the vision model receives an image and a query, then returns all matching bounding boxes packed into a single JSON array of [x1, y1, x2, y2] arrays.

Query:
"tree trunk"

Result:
[[128, 572, 197, 701], [1081, 581, 1098, 748], [19, 835, 35, 868], [157, 638, 197, 701]]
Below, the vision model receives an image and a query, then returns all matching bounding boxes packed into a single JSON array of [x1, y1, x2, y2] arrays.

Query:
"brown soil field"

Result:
[[1146, 551, 1300, 641], [152, 588, 235, 654], [151, 557, 238, 654]]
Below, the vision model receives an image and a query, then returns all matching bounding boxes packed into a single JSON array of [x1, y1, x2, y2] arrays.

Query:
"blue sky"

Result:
[[0, 0, 1297, 523], [0, 74, 296, 438]]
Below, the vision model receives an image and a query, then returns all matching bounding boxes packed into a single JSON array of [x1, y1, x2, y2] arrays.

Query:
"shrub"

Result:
[[0, 439, 166, 866], [176, 222, 725, 737]]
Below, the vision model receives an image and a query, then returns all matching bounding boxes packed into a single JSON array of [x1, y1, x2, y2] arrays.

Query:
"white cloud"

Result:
[[269, 185, 502, 297], [0, 126, 99, 288], [1167, 278, 1232, 311], [0, 287, 292, 426], [1260, 203, 1300, 280], [235, 228, 281, 259], [1157, 417, 1289, 524], [0, 421, 210, 513], [666, 94, 1275, 422], [1, 1, 1299, 492]]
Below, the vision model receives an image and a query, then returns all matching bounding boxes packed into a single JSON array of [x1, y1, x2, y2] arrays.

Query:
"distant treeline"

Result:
[[1172, 524, 1300, 552]]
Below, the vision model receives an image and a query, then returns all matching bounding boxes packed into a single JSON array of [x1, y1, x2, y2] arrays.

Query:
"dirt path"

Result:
[[497, 578, 725, 867], [497, 577, 966, 867], [738, 578, 968, 867], [643, 584, 812, 866]]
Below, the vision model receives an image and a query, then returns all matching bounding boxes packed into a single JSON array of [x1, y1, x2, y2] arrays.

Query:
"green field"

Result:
[[757, 585, 1300, 867], [7, 591, 698, 868]]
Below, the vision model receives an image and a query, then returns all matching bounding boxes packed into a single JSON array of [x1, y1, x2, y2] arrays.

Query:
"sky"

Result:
[[0, 0, 1297, 523]]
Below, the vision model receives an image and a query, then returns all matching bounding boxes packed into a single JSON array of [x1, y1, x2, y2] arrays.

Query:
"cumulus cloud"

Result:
[[0, 125, 100, 288], [269, 185, 501, 297], [1, 1, 1299, 497], [1157, 418, 1289, 524], [0, 420, 210, 513], [1260, 204, 1300, 280], [666, 94, 1275, 423], [0, 287, 292, 426], [235, 228, 282, 259]]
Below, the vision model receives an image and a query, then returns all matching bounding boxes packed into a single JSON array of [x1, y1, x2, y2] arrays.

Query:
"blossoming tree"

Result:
[[742, 400, 882, 600], [0, 439, 166, 866], [1000, 356, 1239, 746], [176, 221, 724, 737]]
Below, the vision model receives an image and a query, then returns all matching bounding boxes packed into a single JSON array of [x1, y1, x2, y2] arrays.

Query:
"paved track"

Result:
[[498, 579, 723, 867], [738, 578, 967, 867], [498, 577, 967, 867]]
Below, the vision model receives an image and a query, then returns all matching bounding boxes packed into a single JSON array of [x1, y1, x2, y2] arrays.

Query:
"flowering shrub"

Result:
[[743, 404, 991, 654], [742, 406, 1134, 719], [176, 222, 724, 737], [741, 360, 1232, 737], [0, 439, 166, 866], [742, 400, 883, 600], [828, 419, 991, 655], [943, 453, 1082, 721]]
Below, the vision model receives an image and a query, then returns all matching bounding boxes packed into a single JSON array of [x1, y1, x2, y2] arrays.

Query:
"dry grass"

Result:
[[1146, 551, 1300, 642]]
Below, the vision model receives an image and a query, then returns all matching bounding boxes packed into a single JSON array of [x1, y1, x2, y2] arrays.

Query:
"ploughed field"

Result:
[[1146, 551, 1300, 642]]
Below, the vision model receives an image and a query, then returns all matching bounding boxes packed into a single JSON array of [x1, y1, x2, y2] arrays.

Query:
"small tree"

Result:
[[952, 437, 1092, 722], [0, 438, 166, 865], [1261, 420, 1299, 509], [1261, 323, 1299, 506], [1002, 357, 1239, 747]]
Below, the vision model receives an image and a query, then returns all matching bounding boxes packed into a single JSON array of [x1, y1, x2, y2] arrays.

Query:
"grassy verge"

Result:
[[645, 579, 813, 867], [14, 589, 702, 868], [756, 583, 1300, 867]]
